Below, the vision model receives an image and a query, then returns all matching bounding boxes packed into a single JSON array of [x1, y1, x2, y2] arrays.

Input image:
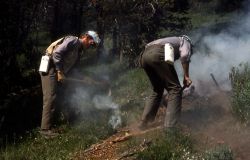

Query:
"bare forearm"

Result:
[[182, 62, 189, 78], [182, 62, 192, 88]]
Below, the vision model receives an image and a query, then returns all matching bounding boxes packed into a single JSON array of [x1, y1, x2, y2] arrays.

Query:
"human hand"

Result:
[[57, 71, 66, 82], [183, 77, 192, 88]]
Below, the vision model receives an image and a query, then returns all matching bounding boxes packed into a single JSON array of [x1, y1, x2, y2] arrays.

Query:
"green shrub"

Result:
[[230, 63, 250, 124]]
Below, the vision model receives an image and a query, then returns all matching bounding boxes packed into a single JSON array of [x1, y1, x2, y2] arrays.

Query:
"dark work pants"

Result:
[[140, 45, 182, 128], [40, 62, 57, 130]]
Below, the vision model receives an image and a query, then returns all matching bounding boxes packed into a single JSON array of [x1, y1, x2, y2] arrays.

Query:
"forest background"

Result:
[[1, 0, 249, 159]]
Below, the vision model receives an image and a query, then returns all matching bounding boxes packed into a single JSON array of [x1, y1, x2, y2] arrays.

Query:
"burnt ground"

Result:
[[181, 92, 250, 160], [72, 90, 250, 160]]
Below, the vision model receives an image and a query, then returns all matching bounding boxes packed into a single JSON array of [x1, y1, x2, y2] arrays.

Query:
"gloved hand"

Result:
[[57, 70, 66, 82]]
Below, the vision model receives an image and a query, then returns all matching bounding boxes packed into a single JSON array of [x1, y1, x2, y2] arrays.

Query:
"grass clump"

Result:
[[136, 130, 200, 160], [230, 63, 250, 124], [113, 68, 150, 105], [136, 130, 234, 160]]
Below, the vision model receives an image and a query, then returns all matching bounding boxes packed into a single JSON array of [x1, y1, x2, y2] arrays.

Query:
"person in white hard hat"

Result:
[[39, 31, 100, 138]]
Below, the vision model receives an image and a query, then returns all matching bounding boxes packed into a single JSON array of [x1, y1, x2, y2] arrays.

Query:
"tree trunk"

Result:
[[112, 25, 118, 57], [51, 0, 61, 40], [96, 4, 105, 63], [119, 36, 124, 63]]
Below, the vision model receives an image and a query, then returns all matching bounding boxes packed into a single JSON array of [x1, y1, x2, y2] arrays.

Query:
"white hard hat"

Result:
[[86, 30, 101, 45]]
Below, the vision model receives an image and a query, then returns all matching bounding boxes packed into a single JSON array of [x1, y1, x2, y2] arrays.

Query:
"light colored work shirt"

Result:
[[51, 36, 83, 73], [146, 36, 192, 63]]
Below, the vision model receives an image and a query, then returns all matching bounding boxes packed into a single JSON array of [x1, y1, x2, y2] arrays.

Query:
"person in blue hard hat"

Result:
[[39, 31, 100, 138]]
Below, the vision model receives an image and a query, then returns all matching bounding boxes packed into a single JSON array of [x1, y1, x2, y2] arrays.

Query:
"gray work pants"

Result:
[[40, 62, 57, 130], [140, 45, 182, 128]]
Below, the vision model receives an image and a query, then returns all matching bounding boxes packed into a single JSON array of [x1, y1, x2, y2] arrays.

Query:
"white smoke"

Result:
[[93, 95, 122, 129], [180, 7, 250, 96], [108, 109, 122, 129], [69, 88, 122, 129]]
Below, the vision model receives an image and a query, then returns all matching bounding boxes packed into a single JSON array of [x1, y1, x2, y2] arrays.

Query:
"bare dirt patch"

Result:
[[181, 91, 250, 160]]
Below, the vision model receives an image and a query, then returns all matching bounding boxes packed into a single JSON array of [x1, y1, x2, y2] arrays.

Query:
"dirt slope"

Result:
[[72, 90, 250, 160], [181, 91, 250, 160]]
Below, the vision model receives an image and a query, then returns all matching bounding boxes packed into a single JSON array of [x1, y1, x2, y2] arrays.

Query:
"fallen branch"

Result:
[[117, 139, 152, 160], [83, 141, 106, 153], [111, 132, 132, 143]]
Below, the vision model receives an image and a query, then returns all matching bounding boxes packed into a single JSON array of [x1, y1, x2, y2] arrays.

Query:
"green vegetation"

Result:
[[1, 56, 242, 160], [1, 0, 246, 159], [113, 68, 150, 104], [230, 63, 250, 124], [0, 63, 149, 160], [136, 130, 198, 160], [0, 118, 115, 160], [1, 0, 243, 98], [113, 67, 151, 125], [0, 62, 236, 160], [186, 12, 234, 29], [203, 145, 233, 160], [136, 130, 233, 160]]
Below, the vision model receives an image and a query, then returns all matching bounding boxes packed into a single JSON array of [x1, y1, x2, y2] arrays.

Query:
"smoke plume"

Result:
[[182, 6, 250, 96], [93, 95, 122, 129], [62, 61, 123, 129], [67, 86, 122, 129]]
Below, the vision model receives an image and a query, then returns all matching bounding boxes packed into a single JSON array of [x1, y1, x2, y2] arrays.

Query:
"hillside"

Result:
[[71, 86, 250, 160], [1, 63, 250, 160]]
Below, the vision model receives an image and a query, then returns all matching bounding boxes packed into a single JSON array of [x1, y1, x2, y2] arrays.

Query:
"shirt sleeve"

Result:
[[52, 37, 77, 71], [179, 39, 192, 63]]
